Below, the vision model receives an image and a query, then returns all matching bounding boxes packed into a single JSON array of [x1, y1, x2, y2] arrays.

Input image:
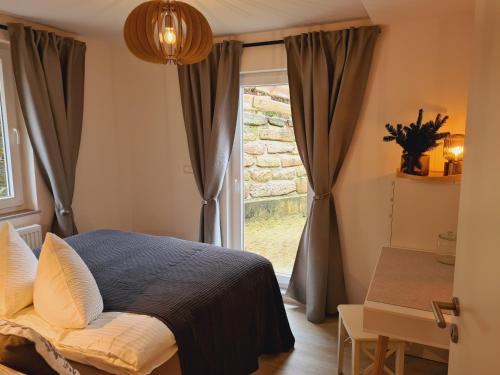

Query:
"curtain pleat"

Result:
[[8, 23, 85, 237], [178, 41, 242, 245], [285, 26, 380, 322]]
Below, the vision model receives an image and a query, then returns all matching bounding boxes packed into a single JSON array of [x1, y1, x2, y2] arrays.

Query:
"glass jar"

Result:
[[400, 153, 430, 176], [435, 231, 457, 265]]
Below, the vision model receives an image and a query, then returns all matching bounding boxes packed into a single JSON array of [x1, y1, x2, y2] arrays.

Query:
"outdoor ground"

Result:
[[244, 213, 306, 274]]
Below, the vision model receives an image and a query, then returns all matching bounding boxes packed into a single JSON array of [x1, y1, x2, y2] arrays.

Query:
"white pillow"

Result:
[[0, 222, 38, 317], [34, 233, 103, 329]]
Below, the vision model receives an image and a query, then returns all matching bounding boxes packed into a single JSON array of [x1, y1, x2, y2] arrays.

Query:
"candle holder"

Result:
[[443, 134, 464, 176]]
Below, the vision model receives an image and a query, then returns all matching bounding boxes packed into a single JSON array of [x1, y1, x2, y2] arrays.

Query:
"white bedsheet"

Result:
[[2, 306, 177, 375]]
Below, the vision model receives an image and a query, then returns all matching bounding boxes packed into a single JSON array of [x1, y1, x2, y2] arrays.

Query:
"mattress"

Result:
[[1, 306, 177, 375]]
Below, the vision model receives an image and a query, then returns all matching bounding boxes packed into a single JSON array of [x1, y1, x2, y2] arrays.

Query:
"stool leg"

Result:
[[395, 343, 405, 375], [352, 340, 361, 375], [337, 316, 347, 374], [372, 336, 389, 375]]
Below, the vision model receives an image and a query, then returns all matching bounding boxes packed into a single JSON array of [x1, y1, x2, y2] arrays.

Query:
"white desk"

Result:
[[363, 247, 455, 374]]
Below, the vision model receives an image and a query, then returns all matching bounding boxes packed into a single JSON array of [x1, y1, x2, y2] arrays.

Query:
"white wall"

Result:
[[337, 14, 473, 302], [108, 46, 178, 236], [72, 39, 133, 233], [160, 66, 201, 240]]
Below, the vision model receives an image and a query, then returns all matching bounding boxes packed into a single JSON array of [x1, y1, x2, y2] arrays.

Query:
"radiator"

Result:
[[16, 224, 43, 249]]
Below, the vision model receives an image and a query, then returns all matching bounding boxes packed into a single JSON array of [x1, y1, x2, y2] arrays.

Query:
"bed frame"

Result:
[[69, 353, 182, 375]]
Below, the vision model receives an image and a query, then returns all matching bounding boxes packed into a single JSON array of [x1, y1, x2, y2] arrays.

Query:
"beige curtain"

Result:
[[285, 27, 380, 322], [8, 23, 86, 237], [178, 41, 242, 245]]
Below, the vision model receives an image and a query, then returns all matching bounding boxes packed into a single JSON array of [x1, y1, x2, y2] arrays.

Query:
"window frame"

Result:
[[223, 69, 291, 250], [0, 43, 24, 211]]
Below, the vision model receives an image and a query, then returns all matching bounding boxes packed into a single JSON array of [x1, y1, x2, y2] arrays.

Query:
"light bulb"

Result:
[[444, 134, 465, 162], [164, 27, 176, 45], [450, 146, 464, 160]]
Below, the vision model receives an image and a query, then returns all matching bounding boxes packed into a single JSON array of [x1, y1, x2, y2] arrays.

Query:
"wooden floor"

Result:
[[254, 302, 448, 375]]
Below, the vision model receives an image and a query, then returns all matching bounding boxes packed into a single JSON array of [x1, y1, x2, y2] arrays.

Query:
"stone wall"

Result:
[[243, 86, 307, 208]]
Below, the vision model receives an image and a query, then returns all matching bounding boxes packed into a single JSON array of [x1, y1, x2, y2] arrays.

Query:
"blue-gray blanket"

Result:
[[42, 230, 295, 375]]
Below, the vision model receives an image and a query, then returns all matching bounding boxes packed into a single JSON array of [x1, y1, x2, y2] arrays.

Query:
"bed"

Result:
[[29, 229, 295, 375]]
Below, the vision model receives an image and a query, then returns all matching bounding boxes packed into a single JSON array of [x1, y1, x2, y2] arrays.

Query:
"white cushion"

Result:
[[5, 306, 177, 375], [0, 222, 38, 317], [34, 233, 103, 329]]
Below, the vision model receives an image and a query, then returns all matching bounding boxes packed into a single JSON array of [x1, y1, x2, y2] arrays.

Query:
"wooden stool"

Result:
[[337, 305, 405, 375]]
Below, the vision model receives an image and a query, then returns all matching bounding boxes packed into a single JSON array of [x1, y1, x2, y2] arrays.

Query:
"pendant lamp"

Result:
[[124, 0, 213, 65]]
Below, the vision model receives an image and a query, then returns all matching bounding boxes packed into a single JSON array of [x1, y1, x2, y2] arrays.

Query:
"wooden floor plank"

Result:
[[253, 302, 448, 375]]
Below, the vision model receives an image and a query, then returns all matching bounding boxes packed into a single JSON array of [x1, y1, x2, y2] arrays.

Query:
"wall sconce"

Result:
[[443, 134, 465, 175]]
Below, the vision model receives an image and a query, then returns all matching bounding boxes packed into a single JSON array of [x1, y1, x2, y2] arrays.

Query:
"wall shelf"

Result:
[[395, 170, 462, 183]]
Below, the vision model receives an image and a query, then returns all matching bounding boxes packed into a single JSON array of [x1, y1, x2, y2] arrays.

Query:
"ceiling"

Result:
[[0, 0, 368, 40]]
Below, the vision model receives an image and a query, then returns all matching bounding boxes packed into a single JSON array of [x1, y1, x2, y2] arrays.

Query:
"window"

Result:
[[242, 84, 307, 276], [223, 70, 311, 288], [0, 44, 24, 211]]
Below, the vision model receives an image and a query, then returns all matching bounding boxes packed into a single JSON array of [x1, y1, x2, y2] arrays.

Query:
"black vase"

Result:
[[400, 153, 430, 176]]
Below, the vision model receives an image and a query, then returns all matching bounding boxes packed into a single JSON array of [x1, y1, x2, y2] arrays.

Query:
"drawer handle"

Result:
[[431, 297, 460, 328]]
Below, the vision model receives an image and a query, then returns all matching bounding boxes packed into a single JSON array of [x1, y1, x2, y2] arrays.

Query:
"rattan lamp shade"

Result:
[[124, 0, 213, 65]]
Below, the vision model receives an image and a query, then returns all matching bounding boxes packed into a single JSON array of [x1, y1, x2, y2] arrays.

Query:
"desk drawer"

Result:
[[363, 305, 451, 349]]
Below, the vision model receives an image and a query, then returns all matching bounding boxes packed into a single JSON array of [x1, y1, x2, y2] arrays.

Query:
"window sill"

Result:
[[0, 209, 41, 221]]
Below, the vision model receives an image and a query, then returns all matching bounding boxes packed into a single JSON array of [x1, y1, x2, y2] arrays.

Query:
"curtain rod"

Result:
[[242, 39, 284, 48], [0, 23, 285, 46]]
